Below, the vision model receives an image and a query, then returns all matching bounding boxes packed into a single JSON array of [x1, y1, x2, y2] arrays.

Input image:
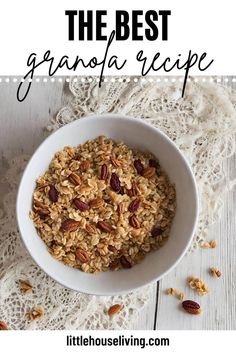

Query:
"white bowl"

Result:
[[17, 114, 198, 295]]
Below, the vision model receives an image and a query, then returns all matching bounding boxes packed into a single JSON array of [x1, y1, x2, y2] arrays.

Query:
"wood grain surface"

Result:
[[0, 77, 235, 330]]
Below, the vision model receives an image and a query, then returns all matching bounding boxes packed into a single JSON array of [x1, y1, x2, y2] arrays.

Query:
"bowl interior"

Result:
[[17, 114, 198, 295]]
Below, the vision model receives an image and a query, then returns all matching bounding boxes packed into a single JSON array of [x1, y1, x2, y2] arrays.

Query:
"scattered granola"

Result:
[[18, 279, 33, 294], [108, 304, 123, 316], [25, 306, 44, 321], [0, 320, 9, 330], [200, 239, 217, 249], [188, 276, 209, 296], [210, 267, 221, 278], [166, 287, 185, 301], [209, 240, 217, 248], [30, 136, 176, 273]]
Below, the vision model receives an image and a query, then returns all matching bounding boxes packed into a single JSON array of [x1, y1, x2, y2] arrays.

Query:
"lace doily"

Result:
[[1, 77, 236, 330]]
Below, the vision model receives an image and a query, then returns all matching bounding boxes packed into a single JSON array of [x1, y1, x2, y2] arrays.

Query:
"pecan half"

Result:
[[61, 219, 80, 232], [48, 185, 58, 202], [108, 245, 118, 253], [108, 304, 123, 316], [73, 198, 90, 211], [110, 173, 121, 193], [182, 300, 201, 315], [85, 224, 97, 235], [36, 207, 50, 217], [128, 198, 141, 213], [89, 197, 104, 209], [111, 157, 122, 167], [0, 320, 9, 330], [129, 215, 140, 228], [101, 164, 108, 180], [97, 221, 113, 233], [80, 160, 90, 172], [75, 248, 90, 263], [134, 159, 144, 175], [68, 172, 81, 186], [142, 167, 156, 179], [34, 200, 50, 216], [127, 180, 139, 197], [120, 256, 132, 269]]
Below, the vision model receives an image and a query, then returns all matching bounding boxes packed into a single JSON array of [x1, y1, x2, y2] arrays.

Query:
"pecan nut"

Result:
[[129, 215, 140, 228], [120, 256, 132, 269], [75, 248, 90, 263], [143, 167, 156, 178], [134, 159, 144, 175], [128, 198, 141, 213], [85, 224, 97, 235], [110, 172, 121, 193], [0, 320, 9, 330], [97, 220, 113, 233], [101, 164, 108, 180], [34, 200, 50, 216], [142, 167, 156, 179], [89, 197, 104, 209], [108, 245, 118, 253], [127, 180, 139, 197], [48, 185, 58, 202], [61, 219, 80, 232], [73, 198, 90, 211], [108, 304, 123, 316], [111, 157, 122, 167], [182, 300, 201, 315], [80, 160, 90, 172], [68, 172, 81, 185]]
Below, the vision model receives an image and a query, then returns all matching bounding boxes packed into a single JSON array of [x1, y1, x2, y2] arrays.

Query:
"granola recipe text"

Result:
[[30, 136, 176, 273]]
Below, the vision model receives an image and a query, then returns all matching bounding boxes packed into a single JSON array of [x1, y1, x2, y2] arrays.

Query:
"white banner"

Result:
[[0, 0, 235, 76], [0, 330, 234, 353]]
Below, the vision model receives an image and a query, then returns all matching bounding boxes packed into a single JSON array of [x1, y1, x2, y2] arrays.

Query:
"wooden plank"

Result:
[[0, 79, 69, 158], [155, 80, 236, 330]]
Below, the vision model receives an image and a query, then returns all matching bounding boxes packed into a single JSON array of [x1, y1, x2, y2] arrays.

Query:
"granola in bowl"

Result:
[[30, 136, 176, 273]]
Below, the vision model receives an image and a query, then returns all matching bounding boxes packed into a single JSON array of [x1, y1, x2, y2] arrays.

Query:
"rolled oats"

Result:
[[30, 136, 176, 273]]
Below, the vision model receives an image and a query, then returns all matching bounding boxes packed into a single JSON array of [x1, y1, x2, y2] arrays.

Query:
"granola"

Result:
[[25, 306, 44, 321], [166, 287, 185, 301], [188, 276, 209, 296], [209, 267, 221, 278], [18, 279, 33, 294], [30, 136, 176, 273]]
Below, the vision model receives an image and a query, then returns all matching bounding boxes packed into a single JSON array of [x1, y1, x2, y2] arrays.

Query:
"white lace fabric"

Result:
[[1, 77, 236, 329]]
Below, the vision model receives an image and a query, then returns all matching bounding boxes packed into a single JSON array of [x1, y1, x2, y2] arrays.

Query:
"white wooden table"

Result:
[[0, 78, 235, 330]]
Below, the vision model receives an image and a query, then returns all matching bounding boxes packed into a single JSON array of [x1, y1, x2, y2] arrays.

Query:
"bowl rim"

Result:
[[16, 113, 199, 295]]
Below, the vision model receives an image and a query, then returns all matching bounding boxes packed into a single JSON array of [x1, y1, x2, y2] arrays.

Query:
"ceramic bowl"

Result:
[[17, 114, 198, 295]]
